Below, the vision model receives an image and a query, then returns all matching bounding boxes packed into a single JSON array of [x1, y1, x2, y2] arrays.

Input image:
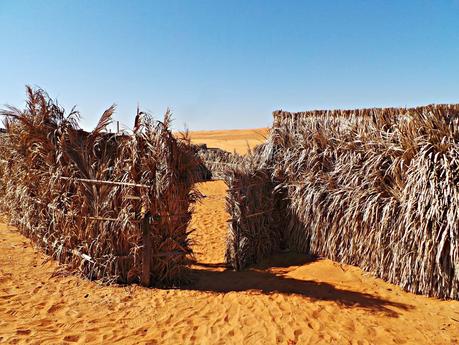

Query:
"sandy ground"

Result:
[[189, 128, 269, 154], [1, 129, 459, 345]]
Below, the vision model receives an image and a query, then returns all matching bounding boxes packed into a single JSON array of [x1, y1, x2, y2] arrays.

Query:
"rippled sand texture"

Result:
[[1, 128, 458, 344]]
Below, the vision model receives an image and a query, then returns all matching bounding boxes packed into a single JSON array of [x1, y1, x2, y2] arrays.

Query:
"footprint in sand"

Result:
[[47, 303, 63, 314], [63, 334, 80, 342], [16, 329, 31, 335]]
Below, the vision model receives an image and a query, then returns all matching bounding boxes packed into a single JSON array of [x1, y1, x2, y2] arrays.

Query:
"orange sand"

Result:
[[1, 129, 458, 345], [190, 128, 269, 154]]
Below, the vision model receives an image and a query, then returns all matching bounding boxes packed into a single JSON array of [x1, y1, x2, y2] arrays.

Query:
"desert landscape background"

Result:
[[0, 128, 458, 345]]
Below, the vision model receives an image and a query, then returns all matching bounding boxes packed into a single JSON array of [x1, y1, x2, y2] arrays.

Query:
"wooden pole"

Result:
[[141, 212, 152, 287], [57, 176, 150, 189], [85, 216, 140, 223]]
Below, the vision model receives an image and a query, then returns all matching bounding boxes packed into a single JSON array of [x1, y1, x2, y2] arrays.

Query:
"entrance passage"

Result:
[[189, 181, 229, 266]]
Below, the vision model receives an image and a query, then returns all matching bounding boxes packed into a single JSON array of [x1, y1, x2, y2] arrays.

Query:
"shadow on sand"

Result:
[[186, 252, 412, 318]]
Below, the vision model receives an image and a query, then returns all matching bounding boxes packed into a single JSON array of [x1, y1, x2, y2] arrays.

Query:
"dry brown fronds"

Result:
[[225, 104, 459, 300], [0, 86, 201, 286]]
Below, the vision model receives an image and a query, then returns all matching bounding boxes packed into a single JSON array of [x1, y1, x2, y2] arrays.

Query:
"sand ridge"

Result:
[[189, 128, 269, 154], [1, 129, 458, 344]]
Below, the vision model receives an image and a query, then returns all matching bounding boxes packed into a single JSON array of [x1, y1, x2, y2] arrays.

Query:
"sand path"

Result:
[[1, 129, 458, 344]]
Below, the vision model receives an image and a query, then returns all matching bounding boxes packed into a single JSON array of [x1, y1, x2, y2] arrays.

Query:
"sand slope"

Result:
[[1, 129, 459, 345], [190, 128, 269, 154]]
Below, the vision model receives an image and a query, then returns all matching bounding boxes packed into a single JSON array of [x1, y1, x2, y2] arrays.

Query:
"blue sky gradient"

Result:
[[1, 1, 458, 130]]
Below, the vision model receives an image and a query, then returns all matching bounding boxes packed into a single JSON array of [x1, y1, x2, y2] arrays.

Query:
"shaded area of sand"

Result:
[[1, 129, 458, 344]]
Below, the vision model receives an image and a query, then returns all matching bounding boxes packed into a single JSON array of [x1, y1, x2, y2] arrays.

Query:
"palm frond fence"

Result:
[[225, 105, 459, 300], [0, 87, 201, 286], [1, 87, 458, 299]]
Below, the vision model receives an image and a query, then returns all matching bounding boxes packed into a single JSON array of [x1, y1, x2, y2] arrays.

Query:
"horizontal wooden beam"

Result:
[[84, 216, 140, 223], [57, 176, 150, 189]]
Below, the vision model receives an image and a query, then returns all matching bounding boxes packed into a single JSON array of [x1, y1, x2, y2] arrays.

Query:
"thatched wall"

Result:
[[193, 144, 244, 180], [224, 165, 285, 270], [226, 104, 459, 300], [276, 105, 459, 299], [0, 87, 201, 286]]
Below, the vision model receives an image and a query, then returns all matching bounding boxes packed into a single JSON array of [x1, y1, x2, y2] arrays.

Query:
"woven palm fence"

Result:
[[224, 163, 286, 270], [0, 87, 201, 286], [193, 144, 244, 180], [223, 141, 287, 269], [226, 104, 459, 300]]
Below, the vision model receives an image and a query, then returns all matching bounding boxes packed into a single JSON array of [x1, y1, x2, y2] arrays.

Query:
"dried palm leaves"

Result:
[[0, 87, 201, 286], [224, 166, 285, 270], [226, 104, 459, 300], [193, 144, 244, 180]]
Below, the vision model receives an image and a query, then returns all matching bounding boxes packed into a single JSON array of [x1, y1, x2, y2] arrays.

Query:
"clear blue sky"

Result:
[[1, 1, 458, 131]]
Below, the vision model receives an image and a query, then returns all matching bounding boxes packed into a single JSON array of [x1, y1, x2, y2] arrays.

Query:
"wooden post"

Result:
[[141, 212, 152, 287]]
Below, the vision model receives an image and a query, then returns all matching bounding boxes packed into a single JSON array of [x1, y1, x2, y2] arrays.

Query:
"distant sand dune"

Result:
[[0, 129, 458, 344], [190, 128, 268, 154]]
